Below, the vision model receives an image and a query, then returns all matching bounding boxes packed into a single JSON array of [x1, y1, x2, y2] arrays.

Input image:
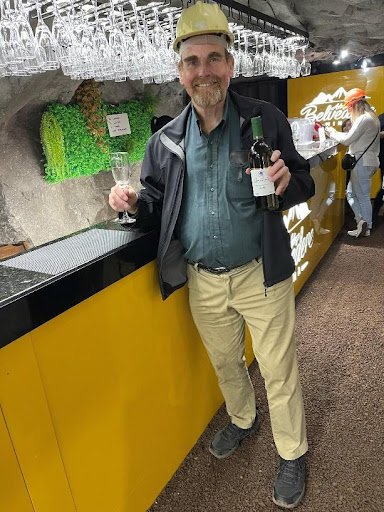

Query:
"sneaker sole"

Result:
[[272, 484, 306, 509], [208, 443, 239, 459], [208, 415, 261, 460]]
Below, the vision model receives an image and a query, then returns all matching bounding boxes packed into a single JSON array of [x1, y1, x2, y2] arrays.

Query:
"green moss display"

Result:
[[40, 111, 67, 182], [41, 96, 155, 183]]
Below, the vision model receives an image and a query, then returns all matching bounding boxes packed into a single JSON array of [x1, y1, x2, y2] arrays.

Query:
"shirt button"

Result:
[[210, 187, 214, 192], [210, 164, 213, 169], [213, 235, 218, 239], [211, 211, 215, 215]]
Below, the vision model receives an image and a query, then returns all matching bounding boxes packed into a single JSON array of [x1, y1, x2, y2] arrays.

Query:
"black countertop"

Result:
[[0, 220, 159, 349]]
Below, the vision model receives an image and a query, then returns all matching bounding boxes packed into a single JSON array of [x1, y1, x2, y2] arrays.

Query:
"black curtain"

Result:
[[229, 77, 288, 115]]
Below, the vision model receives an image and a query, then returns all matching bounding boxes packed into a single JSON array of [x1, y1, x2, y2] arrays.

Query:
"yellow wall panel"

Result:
[[27, 262, 222, 512], [0, 337, 77, 512], [0, 406, 34, 512], [290, 157, 344, 295]]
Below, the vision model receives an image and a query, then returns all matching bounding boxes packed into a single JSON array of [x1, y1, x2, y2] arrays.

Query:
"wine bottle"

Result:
[[249, 116, 279, 211]]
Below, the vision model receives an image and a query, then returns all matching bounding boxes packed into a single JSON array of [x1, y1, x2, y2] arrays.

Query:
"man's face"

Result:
[[178, 43, 234, 109]]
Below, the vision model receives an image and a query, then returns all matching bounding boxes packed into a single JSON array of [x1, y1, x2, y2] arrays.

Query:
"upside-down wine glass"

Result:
[[111, 152, 136, 225], [300, 47, 311, 76]]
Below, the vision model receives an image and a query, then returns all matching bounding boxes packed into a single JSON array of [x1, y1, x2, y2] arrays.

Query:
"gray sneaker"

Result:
[[273, 455, 306, 509], [209, 413, 261, 459]]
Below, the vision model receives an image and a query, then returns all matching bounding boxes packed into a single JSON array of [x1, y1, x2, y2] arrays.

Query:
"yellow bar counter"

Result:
[[0, 143, 345, 512]]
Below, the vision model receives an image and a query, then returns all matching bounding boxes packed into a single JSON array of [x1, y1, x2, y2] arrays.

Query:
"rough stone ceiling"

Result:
[[232, 0, 384, 63]]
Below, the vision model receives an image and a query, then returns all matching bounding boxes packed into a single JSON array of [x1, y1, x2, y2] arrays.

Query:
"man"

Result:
[[109, 2, 314, 508]]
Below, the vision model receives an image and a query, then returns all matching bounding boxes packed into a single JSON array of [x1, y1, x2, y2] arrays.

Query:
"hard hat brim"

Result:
[[173, 30, 234, 52], [344, 95, 370, 106]]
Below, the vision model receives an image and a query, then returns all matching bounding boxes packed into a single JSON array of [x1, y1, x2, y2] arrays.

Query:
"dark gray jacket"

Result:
[[135, 90, 315, 300]]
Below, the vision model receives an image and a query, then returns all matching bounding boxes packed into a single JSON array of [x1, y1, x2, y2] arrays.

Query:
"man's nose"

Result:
[[198, 60, 211, 76]]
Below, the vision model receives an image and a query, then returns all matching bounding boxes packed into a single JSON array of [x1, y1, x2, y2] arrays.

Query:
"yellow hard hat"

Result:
[[173, 1, 234, 52]]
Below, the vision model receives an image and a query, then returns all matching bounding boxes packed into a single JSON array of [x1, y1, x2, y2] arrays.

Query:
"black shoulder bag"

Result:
[[341, 130, 379, 171]]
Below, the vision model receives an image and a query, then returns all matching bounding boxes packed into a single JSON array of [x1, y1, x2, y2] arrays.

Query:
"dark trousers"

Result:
[[372, 169, 384, 225]]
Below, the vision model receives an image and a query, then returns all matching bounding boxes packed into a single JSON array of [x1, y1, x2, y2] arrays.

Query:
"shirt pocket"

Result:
[[228, 162, 253, 199], [228, 150, 252, 199]]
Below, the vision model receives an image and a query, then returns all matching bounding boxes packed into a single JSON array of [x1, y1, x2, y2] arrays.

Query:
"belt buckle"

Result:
[[211, 266, 228, 274], [202, 265, 229, 274], [191, 262, 232, 274]]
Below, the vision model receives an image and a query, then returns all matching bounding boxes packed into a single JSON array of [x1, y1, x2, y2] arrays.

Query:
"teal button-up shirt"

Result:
[[177, 96, 262, 268]]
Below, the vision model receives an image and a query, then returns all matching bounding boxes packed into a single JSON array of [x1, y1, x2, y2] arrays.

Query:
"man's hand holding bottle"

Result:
[[246, 149, 291, 197]]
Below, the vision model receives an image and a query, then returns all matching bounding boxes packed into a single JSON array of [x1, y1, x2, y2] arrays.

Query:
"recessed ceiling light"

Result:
[[333, 60, 341, 65], [340, 50, 349, 59]]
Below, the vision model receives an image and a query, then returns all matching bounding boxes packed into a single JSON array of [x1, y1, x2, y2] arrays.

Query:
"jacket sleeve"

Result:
[[328, 115, 371, 145], [275, 109, 315, 211], [133, 135, 164, 229]]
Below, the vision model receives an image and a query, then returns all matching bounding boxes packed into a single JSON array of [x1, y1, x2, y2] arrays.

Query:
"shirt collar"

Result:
[[190, 94, 230, 136]]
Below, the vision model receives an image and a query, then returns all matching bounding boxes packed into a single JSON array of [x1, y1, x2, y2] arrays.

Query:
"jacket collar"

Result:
[[160, 103, 192, 145]]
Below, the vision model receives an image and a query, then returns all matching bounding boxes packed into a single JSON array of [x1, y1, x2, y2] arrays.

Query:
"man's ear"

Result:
[[228, 53, 235, 78], [178, 61, 184, 86]]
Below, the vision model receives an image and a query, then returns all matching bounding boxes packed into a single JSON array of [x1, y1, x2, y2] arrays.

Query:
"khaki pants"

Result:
[[187, 259, 308, 460]]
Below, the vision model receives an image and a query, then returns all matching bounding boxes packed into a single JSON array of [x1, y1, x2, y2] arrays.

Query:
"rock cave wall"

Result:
[[0, 70, 184, 248]]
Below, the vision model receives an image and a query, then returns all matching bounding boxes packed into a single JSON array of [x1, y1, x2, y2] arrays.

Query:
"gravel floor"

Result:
[[149, 214, 384, 512]]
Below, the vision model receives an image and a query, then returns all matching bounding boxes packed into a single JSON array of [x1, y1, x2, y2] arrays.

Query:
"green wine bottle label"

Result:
[[251, 117, 263, 139]]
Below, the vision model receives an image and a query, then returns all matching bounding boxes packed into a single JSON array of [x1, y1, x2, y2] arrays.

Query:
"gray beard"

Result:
[[192, 85, 225, 108]]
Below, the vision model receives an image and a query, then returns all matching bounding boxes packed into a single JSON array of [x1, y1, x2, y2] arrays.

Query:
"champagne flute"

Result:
[[110, 151, 136, 225]]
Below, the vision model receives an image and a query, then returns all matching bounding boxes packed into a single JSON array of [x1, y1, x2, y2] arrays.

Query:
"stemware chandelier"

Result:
[[0, 0, 311, 82]]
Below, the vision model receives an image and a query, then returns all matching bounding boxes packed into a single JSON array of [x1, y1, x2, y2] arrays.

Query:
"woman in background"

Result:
[[326, 88, 380, 238]]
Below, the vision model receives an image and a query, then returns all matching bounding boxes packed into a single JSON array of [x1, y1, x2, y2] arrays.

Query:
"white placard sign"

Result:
[[106, 113, 131, 137]]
